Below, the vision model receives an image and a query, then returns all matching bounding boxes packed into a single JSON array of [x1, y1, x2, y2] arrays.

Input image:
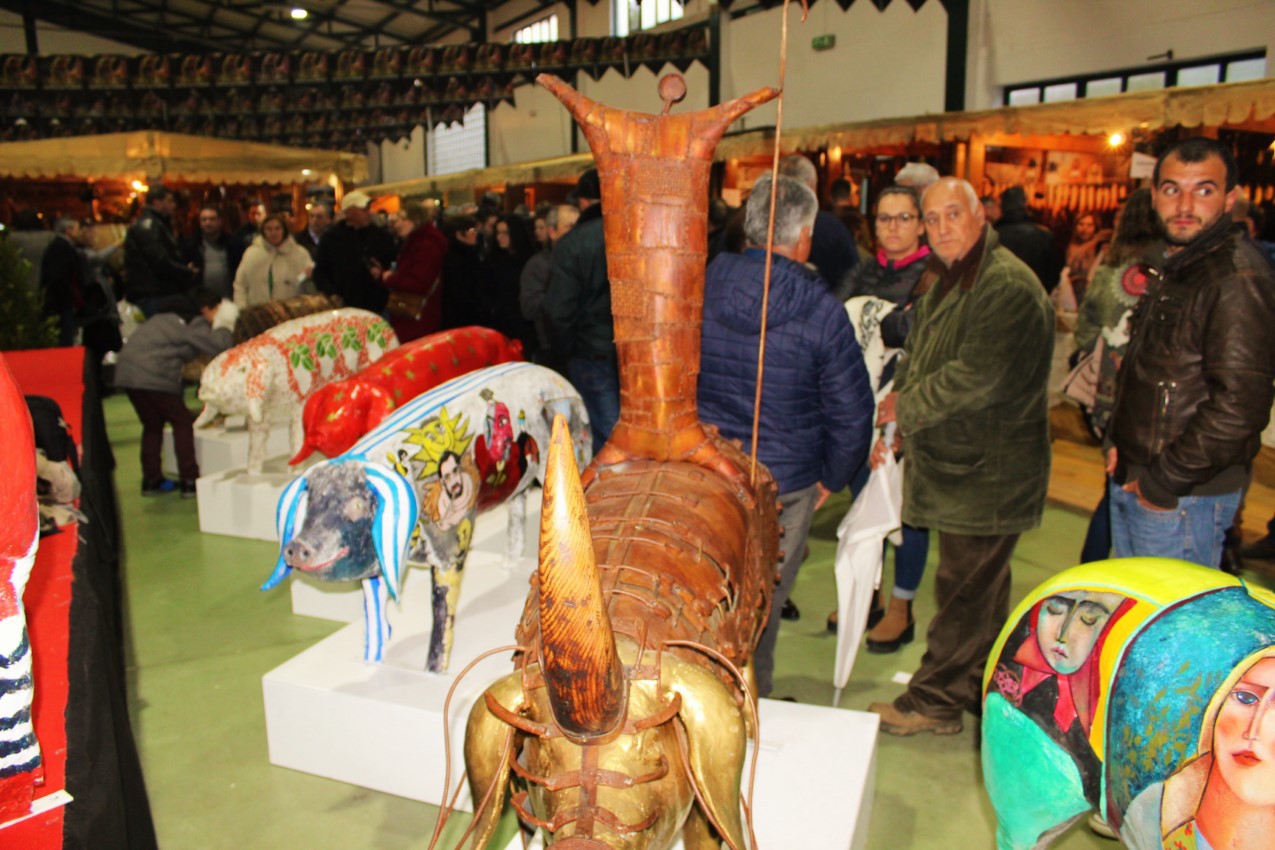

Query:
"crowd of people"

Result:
[[8, 139, 1275, 735]]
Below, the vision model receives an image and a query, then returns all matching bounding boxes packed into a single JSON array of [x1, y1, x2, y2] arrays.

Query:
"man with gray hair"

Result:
[[777, 154, 858, 288], [698, 174, 873, 697], [895, 161, 941, 193], [869, 176, 1054, 736]]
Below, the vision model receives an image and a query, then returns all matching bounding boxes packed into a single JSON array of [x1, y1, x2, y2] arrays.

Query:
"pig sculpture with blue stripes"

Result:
[[264, 361, 590, 672]]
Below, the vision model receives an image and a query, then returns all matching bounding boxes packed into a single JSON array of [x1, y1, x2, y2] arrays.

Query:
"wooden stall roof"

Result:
[[719, 77, 1275, 158], [0, 131, 368, 185], [361, 152, 594, 201], [363, 78, 1275, 201]]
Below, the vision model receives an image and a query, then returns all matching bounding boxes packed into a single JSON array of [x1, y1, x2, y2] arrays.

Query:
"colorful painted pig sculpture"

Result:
[[0, 354, 41, 821], [195, 308, 398, 474], [290, 325, 524, 464], [264, 361, 591, 672], [981, 558, 1275, 850]]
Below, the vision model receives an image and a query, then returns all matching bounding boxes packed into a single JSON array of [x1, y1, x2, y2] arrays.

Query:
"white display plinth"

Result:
[[196, 453, 314, 541], [265, 548, 877, 850], [163, 414, 292, 479], [501, 699, 877, 850], [262, 547, 535, 807], [289, 489, 542, 623]]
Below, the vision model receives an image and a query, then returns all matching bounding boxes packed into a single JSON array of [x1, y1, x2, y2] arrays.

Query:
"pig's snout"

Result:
[[284, 538, 315, 567]]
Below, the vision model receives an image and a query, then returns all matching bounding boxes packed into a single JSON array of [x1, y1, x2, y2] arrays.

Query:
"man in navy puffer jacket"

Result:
[[698, 175, 873, 697]]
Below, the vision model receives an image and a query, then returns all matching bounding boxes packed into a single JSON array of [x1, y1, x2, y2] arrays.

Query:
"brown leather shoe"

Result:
[[868, 701, 963, 737]]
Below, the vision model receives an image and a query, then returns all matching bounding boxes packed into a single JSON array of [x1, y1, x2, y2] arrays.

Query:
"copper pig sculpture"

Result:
[[461, 74, 781, 850]]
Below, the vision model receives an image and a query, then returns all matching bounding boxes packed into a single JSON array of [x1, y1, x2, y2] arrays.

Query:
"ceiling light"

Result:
[[301, 169, 313, 176], [290, 7, 308, 20]]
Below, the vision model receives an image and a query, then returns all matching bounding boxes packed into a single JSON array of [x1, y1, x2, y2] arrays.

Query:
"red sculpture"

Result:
[[460, 74, 783, 850], [0, 354, 40, 821], [291, 326, 524, 463]]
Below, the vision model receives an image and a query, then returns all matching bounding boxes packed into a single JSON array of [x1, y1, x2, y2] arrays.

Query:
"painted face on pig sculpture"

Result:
[[281, 461, 380, 583]]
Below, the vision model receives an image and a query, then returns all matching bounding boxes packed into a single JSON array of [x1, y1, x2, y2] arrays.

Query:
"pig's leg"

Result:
[[246, 416, 267, 475], [505, 490, 527, 567], [289, 405, 305, 460], [361, 576, 391, 663], [426, 556, 465, 673]]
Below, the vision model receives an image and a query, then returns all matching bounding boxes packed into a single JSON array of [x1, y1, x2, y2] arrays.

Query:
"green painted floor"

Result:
[[107, 390, 1274, 850]]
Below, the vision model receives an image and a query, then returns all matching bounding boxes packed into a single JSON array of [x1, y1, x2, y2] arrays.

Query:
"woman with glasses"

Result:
[[828, 184, 932, 654]]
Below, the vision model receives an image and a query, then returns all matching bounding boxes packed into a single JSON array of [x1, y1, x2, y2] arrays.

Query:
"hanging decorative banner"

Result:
[[0, 23, 712, 149]]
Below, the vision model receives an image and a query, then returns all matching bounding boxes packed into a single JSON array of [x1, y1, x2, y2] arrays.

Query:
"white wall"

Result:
[[488, 82, 576, 167], [968, 0, 1275, 109], [0, 10, 142, 55], [722, 0, 947, 133], [376, 125, 428, 185]]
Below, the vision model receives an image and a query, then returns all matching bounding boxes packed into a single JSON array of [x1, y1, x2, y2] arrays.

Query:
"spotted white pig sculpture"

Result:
[[981, 558, 1275, 850], [195, 308, 398, 474], [263, 361, 590, 672]]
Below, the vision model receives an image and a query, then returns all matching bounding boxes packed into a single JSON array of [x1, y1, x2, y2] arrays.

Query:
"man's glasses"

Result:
[[876, 212, 918, 227]]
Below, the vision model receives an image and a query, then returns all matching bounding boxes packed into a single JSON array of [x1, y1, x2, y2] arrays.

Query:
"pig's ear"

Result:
[[663, 653, 749, 850], [361, 459, 418, 603], [463, 673, 525, 848], [263, 471, 311, 591]]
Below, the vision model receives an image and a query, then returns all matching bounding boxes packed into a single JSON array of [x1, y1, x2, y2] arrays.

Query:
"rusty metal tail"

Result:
[[536, 414, 626, 739], [537, 74, 778, 470]]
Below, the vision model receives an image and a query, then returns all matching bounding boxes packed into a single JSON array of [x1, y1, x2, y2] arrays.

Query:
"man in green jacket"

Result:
[[869, 177, 1055, 736]]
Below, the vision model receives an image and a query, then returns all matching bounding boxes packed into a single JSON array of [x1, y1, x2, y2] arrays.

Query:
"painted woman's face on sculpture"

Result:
[[1036, 591, 1124, 675], [1212, 656, 1275, 807]]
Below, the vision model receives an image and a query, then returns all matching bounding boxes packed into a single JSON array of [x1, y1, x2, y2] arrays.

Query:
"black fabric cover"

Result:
[[61, 355, 158, 850]]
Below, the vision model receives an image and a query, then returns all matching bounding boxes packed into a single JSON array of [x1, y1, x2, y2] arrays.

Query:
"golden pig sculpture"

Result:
[[459, 74, 782, 849]]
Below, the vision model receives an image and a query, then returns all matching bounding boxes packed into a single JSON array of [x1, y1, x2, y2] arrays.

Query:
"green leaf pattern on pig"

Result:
[[314, 332, 340, 359], [341, 326, 364, 352], [289, 341, 317, 372]]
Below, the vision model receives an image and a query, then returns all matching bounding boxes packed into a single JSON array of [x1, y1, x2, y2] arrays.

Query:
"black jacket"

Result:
[[834, 247, 930, 348], [124, 207, 196, 301], [180, 232, 245, 293], [40, 234, 82, 318], [1109, 219, 1275, 507], [543, 204, 613, 360], [810, 209, 859, 289], [312, 220, 396, 313], [293, 228, 321, 259], [995, 209, 1062, 293]]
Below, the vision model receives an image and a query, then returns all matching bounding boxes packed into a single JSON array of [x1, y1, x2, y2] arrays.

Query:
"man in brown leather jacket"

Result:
[[1106, 138, 1275, 568]]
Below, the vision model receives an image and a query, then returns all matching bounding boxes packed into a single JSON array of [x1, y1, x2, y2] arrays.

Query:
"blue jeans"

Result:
[[567, 357, 620, 454], [850, 462, 928, 598], [1079, 486, 1111, 564], [1109, 479, 1241, 569]]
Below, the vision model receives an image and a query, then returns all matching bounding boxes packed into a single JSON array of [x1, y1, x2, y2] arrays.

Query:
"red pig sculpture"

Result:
[[291, 326, 523, 463]]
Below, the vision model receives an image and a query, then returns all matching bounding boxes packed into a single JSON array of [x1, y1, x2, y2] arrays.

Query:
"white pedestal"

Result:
[[288, 489, 542, 623], [502, 699, 876, 850], [196, 454, 314, 541], [164, 414, 292, 479], [262, 548, 536, 807], [264, 548, 877, 850]]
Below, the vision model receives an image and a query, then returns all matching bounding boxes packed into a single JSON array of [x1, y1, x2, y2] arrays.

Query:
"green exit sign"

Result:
[[812, 33, 836, 51]]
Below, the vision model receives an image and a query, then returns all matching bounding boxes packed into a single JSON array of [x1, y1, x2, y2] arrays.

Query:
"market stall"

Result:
[[0, 131, 367, 228]]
